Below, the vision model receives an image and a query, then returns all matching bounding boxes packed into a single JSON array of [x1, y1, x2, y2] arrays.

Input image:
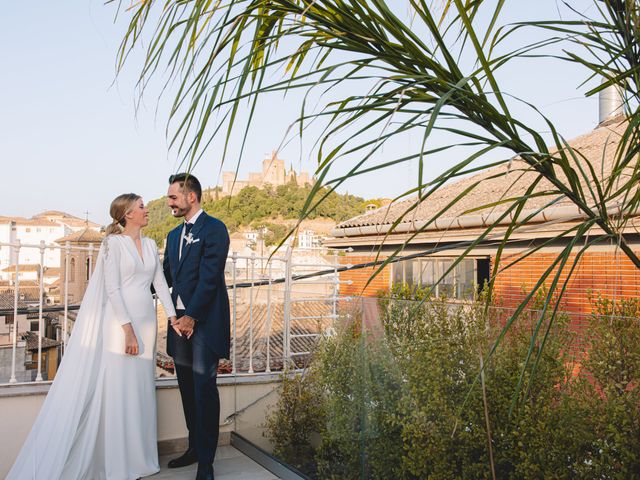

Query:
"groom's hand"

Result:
[[175, 315, 195, 339]]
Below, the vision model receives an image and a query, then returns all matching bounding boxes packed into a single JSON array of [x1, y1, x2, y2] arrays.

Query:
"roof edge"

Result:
[[331, 203, 632, 238]]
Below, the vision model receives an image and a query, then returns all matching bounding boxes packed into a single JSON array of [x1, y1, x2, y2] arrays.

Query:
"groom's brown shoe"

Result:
[[168, 448, 198, 468]]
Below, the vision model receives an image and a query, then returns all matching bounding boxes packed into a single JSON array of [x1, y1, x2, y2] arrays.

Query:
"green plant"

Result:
[[142, 182, 366, 246], [570, 296, 640, 478], [264, 368, 326, 473], [265, 294, 614, 479]]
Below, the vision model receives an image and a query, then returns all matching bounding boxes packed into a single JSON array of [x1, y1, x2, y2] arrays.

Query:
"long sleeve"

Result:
[[153, 242, 177, 318], [163, 233, 172, 288], [103, 236, 134, 326]]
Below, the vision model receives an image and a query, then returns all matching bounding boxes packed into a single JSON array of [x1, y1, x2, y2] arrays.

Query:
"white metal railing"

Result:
[[225, 247, 351, 376], [0, 239, 351, 385], [0, 240, 98, 383]]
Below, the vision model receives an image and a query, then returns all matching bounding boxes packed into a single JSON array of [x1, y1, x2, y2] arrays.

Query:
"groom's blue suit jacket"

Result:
[[163, 212, 231, 359]]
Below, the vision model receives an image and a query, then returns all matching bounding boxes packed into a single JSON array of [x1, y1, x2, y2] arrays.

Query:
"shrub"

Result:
[[264, 294, 640, 479], [264, 367, 326, 473], [571, 296, 640, 478]]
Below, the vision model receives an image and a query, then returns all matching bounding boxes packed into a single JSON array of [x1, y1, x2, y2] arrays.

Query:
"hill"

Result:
[[143, 182, 375, 246]]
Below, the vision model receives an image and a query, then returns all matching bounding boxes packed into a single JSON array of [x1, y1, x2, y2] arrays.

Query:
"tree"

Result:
[[116, 1, 640, 392], [142, 182, 365, 245]]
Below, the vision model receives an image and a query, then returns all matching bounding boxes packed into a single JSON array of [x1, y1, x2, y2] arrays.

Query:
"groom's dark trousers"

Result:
[[170, 310, 220, 467]]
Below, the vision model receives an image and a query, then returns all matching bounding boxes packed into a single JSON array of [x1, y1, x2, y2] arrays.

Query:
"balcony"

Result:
[[0, 239, 347, 478], [0, 377, 283, 479], [2, 239, 638, 478]]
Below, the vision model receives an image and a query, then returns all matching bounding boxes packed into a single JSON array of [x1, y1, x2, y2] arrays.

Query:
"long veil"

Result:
[[7, 241, 110, 479]]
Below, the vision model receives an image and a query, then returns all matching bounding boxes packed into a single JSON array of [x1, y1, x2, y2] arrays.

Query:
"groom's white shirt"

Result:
[[176, 208, 204, 310]]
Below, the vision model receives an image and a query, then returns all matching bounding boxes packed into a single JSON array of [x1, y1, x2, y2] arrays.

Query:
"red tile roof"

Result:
[[22, 331, 61, 351], [56, 228, 104, 244], [334, 121, 630, 232]]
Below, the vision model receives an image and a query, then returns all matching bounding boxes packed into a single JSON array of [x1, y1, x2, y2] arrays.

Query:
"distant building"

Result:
[[298, 229, 321, 250], [244, 231, 259, 245], [22, 331, 61, 381], [0, 211, 101, 281], [57, 228, 104, 304], [1, 264, 59, 287], [0, 293, 29, 347], [221, 151, 312, 196], [326, 119, 640, 313], [0, 292, 62, 382]]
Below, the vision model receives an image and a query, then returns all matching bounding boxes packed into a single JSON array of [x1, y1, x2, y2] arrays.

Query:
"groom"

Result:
[[163, 173, 230, 480]]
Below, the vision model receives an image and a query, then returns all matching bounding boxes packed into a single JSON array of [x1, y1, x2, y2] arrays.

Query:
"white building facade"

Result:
[[0, 212, 101, 281], [0, 219, 12, 280]]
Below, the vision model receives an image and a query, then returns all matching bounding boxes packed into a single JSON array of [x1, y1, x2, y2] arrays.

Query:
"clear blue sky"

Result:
[[1, 1, 600, 225]]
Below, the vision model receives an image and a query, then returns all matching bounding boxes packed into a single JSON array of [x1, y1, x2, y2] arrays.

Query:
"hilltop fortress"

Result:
[[221, 151, 312, 197]]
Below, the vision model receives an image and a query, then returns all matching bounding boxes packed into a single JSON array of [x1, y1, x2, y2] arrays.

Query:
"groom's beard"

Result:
[[170, 206, 188, 217]]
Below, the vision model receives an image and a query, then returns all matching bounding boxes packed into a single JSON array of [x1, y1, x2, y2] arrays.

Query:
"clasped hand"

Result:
[[122, 323, 139, 356], [170, 315, 195, 339]]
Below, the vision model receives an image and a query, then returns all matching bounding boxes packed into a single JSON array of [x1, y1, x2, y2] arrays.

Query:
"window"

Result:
[[70, 258, 76, 282], [24, 351, 34, 367], [392, 257, 489, 300], [476, 258, 490, 292], [26, 228, 31, 233], [85, 258, 90, 281]]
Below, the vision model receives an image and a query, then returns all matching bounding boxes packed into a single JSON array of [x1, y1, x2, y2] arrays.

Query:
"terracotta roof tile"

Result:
[[2, 264, 41, 272], [0, 211, 100, 228], [33, 211, 100, 227], [0, 292, 28, 310], [13, 218, 57, 227], [22, 331, 61, 351], [337, 121, 629, 230], [56, 228, 104, 244], [0, 286, 42, 302]]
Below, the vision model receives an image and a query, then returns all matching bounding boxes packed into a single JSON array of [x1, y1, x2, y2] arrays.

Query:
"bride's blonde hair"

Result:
[[105, 193, 141, 236]]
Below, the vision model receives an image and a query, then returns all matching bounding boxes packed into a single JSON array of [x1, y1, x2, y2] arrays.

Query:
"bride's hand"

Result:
[[169, 316, 182, 337], [122, 323, 139, 355]]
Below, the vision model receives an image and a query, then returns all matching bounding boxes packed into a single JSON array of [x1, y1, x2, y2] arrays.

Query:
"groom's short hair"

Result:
[[169, 172, 202, 202]]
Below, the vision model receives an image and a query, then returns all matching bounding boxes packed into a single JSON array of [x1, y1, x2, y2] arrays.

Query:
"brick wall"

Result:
[[339, 255, 391, 297]]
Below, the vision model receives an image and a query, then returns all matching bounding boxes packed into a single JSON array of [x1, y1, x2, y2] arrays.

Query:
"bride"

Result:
[[7, 193, 177, 480]]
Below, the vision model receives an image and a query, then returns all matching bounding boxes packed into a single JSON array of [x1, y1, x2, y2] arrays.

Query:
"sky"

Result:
[[1, 1, 602, 225]]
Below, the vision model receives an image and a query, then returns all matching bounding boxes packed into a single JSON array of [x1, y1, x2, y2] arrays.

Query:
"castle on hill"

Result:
[[221, 151, 312, 197]]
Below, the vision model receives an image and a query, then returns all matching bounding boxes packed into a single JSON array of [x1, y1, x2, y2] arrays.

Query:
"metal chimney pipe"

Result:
[[599, 79, 624, 124]]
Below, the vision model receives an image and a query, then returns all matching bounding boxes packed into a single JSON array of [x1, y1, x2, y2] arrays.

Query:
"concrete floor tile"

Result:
[[153, 446, 280, 480]]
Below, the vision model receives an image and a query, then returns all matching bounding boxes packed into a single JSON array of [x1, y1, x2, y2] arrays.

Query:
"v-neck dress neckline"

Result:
[[123, 235, 145, 265]]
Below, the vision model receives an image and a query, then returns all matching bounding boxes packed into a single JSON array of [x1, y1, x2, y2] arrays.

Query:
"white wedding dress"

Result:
[[7, 235, 176, 480]]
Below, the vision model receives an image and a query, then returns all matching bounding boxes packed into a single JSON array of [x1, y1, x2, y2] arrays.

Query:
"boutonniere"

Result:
[[185, 233, 200, 245]]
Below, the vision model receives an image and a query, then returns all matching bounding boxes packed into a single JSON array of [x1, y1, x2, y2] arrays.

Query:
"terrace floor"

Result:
[[156, 446, 280, 480]]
